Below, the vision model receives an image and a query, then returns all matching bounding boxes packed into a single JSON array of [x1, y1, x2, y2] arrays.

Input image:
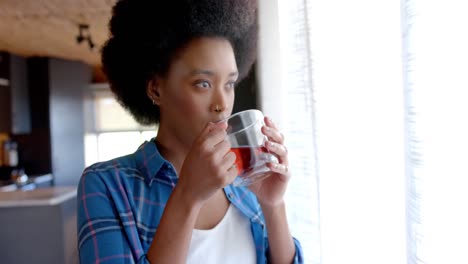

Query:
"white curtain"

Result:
[[403, 0, 468, 263], [258, 0, 320, 263], [258, 0, 468, 263]]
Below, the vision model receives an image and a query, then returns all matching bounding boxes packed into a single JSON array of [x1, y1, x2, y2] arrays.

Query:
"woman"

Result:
[[77, 0, 303, 263]]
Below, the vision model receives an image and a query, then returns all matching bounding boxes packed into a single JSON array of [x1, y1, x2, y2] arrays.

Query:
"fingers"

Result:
[[262, 116, 289, 164], [266, 162, 291, 181], [218, 150, 237, 185], [201, 124, 237, 185], [222, 151, 237, 172], [220, 143, 236, 173], [265, 140, 287, 157], [262, 117, 284, 144], [198, 121, 228, 144], [264, 116, 278, 130], [213, 140, 233, 165], [214, 139, 231, 155], [225, 163, 239, 185], [266, 142, 288, 164], [199, 123, 228, 151]]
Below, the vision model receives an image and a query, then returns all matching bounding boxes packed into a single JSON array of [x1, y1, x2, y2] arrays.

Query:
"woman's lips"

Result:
[[212, 115, 228, 124]]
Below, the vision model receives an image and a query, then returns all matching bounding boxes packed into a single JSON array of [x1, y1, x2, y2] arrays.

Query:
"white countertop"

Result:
[[0, 187, 77, 208]]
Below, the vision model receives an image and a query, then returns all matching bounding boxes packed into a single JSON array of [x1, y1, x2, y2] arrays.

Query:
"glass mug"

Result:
[[224, 109, 279, 186]]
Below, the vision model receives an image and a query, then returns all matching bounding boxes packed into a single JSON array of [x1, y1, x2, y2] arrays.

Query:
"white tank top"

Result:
[[187, 204, 256, 264]]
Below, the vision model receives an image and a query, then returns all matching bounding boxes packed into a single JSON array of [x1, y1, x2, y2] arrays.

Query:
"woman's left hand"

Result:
[[248, 116, 291, 208]]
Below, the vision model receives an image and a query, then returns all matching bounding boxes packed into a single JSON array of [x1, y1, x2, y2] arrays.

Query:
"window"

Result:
[[83, 84, 157, 167], [260, 0, 468, 263]]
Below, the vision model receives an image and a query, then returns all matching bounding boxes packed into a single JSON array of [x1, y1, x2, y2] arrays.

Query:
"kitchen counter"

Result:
[[0, 173, 54, 192], [0, 186, 76, 207], [0, 186, 78, 264]]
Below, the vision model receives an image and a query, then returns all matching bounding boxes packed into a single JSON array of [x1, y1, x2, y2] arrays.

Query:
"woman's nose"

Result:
[[211, 103, 226, 113], [211, 88, 228, 113]]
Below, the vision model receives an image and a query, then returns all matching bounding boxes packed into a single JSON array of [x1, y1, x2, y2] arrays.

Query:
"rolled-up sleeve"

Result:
[[292, 237, 304, 264], [265, 236, 304, 264]]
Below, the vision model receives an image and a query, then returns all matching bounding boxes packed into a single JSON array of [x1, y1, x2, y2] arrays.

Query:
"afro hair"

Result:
[[101, 0, 258, 125]]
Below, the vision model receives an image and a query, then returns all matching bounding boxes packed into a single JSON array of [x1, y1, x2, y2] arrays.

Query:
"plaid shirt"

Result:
[[77, 140, 304, 263]]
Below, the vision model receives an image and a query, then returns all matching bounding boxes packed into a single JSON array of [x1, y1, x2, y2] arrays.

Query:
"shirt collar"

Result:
[[224, 185, 265, 226], [134, 139, 178, 187]]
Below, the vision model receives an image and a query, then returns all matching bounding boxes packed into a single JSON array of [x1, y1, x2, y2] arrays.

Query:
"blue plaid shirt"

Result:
[[77, 140, 304, 263]]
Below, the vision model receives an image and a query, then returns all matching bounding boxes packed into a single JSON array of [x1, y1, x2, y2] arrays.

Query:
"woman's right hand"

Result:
[[177, 121, 237, 206]]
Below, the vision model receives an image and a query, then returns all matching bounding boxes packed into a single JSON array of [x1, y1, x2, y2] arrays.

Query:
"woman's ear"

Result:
[[146, 77, 162, 106]]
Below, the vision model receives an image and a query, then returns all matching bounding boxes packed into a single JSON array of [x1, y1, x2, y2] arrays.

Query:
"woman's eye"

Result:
[[195, 80, 211, 89], [226, 81, 236, 89]]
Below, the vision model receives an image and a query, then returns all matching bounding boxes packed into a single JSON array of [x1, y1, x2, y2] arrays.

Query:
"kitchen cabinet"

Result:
[[0, 51, 9, 79], [0, 82, 12, 132], [0, 52, 11, 132], [13, 57, 89, 185], [1, 54, 90, 184], [0, 187, 78, 264], [0, 52, 31, 134]]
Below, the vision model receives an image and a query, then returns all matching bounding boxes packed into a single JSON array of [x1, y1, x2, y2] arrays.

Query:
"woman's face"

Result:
[[152, 37, 238, 147]]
